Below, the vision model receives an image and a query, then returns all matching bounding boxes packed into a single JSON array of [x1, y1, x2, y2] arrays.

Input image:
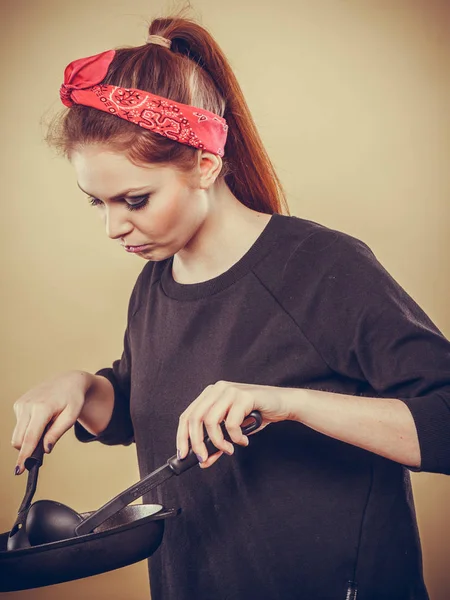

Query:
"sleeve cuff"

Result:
[[73, 368, 135, 447], [398, 392, 450, 475]]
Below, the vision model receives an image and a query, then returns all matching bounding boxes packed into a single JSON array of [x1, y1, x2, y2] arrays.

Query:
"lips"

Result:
[[123, 244, 152, 253]]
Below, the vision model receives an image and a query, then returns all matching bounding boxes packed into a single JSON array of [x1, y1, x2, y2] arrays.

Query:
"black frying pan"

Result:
[[0, 411, 261, 592], [0, 504, 177, 591]]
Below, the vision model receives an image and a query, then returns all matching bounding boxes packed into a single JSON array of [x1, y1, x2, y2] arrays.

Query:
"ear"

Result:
[[197, 151, 223, 189]]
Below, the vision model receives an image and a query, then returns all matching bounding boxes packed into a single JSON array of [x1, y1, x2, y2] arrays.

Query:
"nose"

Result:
[[104, 206, 133, 240]]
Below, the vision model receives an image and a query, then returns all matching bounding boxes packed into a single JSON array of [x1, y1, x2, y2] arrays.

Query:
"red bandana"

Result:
[[60, 50, 228, 157]]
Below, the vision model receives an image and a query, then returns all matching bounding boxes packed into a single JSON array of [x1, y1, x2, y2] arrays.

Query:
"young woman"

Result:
[[11, 15, 450, 600]]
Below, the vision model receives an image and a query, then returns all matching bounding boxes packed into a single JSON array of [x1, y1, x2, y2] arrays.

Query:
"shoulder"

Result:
[[273, 212, 372, 250], [257, 214, 425, 336], [255, 213, 378, 289]]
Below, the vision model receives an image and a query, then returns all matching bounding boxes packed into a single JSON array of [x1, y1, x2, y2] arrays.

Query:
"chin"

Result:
[[138, 247, 173, 262]]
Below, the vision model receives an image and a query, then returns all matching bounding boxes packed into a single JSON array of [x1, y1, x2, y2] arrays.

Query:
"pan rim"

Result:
[[0, 504, 179, 558]]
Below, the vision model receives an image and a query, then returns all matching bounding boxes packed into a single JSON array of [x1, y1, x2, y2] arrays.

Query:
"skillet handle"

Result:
[[74, 411, 262, 537], [12, 426, 49, 524], [24, 432, 46, 471], [168, 410, 262, 475]]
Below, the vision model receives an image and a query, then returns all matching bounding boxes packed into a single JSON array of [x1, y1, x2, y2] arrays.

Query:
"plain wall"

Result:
[[1, 0, 449, 598]]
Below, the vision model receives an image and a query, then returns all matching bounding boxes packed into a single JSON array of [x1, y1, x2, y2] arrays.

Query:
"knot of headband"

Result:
[[60, 49, 228, 156]]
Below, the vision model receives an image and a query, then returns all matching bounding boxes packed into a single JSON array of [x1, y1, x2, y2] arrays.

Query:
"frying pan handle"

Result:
[[24, 428, 48, 471], [74, 411, 262, 537], [14, 426, 49, 519], [168, 410, 262, 475]]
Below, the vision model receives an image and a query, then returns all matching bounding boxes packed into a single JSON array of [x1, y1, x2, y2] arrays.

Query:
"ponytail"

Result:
[[47, 12, 290, 215]]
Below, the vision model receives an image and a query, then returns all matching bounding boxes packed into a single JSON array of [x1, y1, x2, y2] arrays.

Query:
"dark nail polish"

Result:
[[14, 466, 20, 476], [47, 443, 53, 453], [196, 454, 204, 463]]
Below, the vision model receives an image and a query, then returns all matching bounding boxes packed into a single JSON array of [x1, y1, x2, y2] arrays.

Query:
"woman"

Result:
[[11, 15, 450, 600]]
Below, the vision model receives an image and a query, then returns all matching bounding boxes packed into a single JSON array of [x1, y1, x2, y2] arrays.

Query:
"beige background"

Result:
[[1, 0, 450, 598]]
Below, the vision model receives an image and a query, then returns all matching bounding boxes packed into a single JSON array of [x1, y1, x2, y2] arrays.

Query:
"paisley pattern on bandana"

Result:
[[60, 50, 228, 157]]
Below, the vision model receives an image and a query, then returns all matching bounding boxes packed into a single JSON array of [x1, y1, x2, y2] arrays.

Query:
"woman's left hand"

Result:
[[176, 380, 293, 469]]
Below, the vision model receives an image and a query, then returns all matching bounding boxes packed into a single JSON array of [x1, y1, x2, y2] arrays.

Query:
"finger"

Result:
[[176, 384, 218, 459], [225, 404, 253, 446], [11, 404, 32, 453], [177, 382, 228, 460], [202, 404, 235, 457], [43, 407, 78, 453], [14, 405, 77, 474], [176, 411, 191, 460], [199, 451, 224, 469], [188, 412, 210, 463], [189, 386, 238, 461], [15, 411, 52, 475]]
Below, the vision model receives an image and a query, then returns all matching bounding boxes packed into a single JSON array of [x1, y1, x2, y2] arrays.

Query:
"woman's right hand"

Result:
[[11, 370, 95, 475]]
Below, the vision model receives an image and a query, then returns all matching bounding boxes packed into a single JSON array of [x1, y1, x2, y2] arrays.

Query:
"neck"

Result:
[[172, 178, 272, 284]]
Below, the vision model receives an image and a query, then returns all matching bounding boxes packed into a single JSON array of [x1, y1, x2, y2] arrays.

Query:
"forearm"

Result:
[[283, 387, 421, 468], [77, 372, 115, 436]]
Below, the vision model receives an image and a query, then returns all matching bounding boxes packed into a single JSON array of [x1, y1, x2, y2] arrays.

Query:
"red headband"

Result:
[[60, 49, 228, 157]]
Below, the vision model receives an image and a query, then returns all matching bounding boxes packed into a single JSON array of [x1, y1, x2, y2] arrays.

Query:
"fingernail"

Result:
[[196, 454, 204, 463], [14, 466, 20, 476], [177, 449, 182, 460], [47, 443, 53, 454]]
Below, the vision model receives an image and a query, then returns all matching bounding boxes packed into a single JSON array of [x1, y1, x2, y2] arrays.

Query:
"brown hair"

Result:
[[46, 13, 290, 216]]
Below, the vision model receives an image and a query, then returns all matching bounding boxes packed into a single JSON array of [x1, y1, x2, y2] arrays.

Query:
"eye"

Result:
[[88, 197, 104, 208], [87, 194, 151, 211], [125, 194, 151, 211]]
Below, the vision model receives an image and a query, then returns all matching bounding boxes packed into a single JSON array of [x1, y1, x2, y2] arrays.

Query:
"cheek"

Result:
[[149, 188, 196, 231]]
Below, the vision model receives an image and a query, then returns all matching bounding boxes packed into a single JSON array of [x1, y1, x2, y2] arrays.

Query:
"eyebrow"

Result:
[[77, 182, 150, 200]]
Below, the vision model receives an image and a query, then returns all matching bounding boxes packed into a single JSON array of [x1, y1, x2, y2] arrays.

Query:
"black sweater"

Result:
[[75, 213, 450, 600]]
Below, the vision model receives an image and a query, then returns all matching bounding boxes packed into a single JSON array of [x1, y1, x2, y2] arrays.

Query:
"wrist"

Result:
[[65, 370, 97, 396], [279, 386, 308, 422], [77, 373, 115, 435]]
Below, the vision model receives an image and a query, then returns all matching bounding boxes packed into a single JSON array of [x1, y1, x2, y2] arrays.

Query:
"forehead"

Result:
[[70, 145, 177, 195]]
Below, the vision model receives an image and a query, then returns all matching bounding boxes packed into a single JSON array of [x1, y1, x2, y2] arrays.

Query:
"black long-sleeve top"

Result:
[[75, 213, 450, 600]]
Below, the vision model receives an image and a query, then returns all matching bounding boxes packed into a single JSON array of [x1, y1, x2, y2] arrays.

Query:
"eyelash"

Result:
[[88, 194, 151, 212]]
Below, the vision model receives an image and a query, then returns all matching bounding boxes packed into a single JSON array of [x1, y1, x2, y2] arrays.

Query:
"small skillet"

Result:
[[0, 411, 262, 592]]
